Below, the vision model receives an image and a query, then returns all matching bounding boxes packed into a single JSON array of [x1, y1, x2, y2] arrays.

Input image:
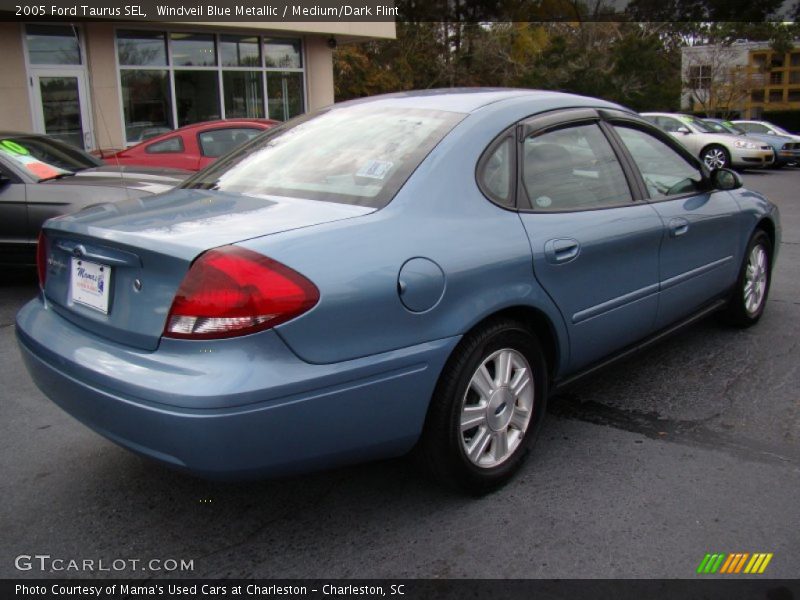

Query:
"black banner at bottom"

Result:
[[4, 579, 800, 600]]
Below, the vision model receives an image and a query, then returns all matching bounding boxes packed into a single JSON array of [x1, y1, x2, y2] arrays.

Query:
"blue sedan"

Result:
[[16, 89, 780, 493]]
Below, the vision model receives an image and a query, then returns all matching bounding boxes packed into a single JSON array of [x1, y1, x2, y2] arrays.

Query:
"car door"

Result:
[[607, 119, 740, 329], [0, 158, 31, 265], [515, 109, 664, 373]]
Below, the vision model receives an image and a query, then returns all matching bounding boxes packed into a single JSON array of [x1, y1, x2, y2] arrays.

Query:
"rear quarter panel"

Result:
[[244, 98, 585, 370]]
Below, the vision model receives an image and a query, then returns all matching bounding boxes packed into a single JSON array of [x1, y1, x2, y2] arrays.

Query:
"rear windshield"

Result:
[[183, 105, 465, 208]]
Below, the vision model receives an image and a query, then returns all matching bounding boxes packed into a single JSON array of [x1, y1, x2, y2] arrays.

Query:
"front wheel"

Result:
[[724, 230, 772, 326], [702, 144, 731, 170], [417, 318, 548, 494]]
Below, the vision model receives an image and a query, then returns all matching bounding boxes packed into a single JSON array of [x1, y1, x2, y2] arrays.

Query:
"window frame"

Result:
[[114, 26, 307, 145], [475, 126, 517, 209], [515, 108, 641, 213], [601, 112, 713, 204]]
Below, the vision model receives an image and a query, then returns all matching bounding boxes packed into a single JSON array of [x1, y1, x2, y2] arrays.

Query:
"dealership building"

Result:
[[0, 21, 394, 151]]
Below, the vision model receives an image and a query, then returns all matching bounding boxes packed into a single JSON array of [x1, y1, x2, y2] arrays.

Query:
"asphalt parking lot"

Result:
[[2, 170, 799, 580]]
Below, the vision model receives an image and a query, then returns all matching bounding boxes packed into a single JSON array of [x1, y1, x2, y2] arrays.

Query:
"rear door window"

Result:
[[521, 123, 633, 211]]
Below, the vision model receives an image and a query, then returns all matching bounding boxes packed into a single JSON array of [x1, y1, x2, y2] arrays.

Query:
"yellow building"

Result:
[[0, 21, 394, 151]]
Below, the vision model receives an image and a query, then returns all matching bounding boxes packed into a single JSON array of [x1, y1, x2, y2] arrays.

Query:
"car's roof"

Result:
[[172, 119, 278, 132], [336, 88, 621, 114]]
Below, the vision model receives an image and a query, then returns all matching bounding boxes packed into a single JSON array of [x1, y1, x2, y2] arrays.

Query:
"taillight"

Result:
[[36, 231, 47, 289], [164, 246, 319, 340]]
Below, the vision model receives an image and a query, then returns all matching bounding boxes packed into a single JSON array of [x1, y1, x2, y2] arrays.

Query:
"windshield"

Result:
[[680, 116, 715, 133], [0, 135, 101, 181], [766, 122, 793, 136], [183, 105, 465, 208], [701, 120, 729, 134], [720, 121, 746, 135]]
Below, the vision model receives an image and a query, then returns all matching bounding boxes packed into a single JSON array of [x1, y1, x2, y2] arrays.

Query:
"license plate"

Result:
[[70, 257, 111, 314]]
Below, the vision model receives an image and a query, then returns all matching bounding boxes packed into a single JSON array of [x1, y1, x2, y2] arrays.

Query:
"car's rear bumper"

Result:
[[16, 298, 458, 479]]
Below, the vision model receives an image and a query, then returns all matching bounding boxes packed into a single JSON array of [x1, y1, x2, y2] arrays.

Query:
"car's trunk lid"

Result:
[[41, 188, 374, 350]]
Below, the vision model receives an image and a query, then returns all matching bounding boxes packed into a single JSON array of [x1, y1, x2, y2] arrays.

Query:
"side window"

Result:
[[614, 126, 704, 199], [145, 136, 184, 154], [522, 123, 632, 211], [199, 128, 260, 158], [747, 122, 768, 134], [477, 135, 514, 207]]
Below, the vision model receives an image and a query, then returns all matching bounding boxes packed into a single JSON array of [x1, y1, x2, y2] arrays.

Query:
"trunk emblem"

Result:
[[133, 279, 143, 292], [73, 245, 86, 258]]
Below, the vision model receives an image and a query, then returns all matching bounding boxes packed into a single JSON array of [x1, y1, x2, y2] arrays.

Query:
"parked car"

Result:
[[732, 119, 800, 144], [0, 132, 189, 267], [702, 118, 800, 167], [104, 119, 278, 171], [641, 112, 774, 170], [17, 90, 780, 492]]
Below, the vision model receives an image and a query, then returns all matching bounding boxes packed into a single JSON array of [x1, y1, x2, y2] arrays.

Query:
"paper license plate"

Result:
[[70, 257, 111, 314]]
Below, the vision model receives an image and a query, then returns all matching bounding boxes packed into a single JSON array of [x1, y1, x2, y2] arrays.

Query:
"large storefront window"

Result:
[[117, 29, 306, 144], [120, 70, 174, 143], [175, 71, 221, 125]]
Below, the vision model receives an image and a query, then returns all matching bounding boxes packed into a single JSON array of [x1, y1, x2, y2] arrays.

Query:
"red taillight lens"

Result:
[[36, 231, 47, 289], [164, 246, 319, 340]]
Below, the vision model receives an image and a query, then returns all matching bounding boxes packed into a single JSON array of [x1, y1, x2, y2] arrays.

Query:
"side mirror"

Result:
[[711, 168, 743, 191], [676, 127, 691, 134]]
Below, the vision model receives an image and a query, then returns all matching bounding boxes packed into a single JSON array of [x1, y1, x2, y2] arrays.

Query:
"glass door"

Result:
[[31, 70, 94, 151]]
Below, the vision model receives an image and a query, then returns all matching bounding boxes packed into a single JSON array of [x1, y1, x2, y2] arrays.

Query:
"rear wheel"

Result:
[[418, 318, 547, 494], [701, 144, 730, 170], [724, 230, 772, 326]]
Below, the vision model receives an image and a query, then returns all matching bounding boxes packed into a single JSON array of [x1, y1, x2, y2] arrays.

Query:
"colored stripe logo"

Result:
[[697, 553, 773, 574]]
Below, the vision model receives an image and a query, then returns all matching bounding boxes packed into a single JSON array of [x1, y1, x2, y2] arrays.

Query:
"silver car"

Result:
[[0, 132, 189, 267], [641, 112, 774, 170]]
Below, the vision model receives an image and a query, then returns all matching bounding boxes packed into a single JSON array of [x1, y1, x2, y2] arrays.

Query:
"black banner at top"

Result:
[[0, 0, 797, 22]]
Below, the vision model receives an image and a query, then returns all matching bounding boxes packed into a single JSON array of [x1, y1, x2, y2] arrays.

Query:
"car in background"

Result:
[[732, 119, 800, 144], [702, 118, 800, 167], [641, 112, 774, 170], [104, 119, 278, 172], [0, 132, 188, 267], [18, 90, 780, 493]]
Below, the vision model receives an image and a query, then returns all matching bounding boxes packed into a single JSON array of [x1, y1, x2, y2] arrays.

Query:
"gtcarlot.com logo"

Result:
[[697, 552, 773, 574], [15, 554, 194, 573]]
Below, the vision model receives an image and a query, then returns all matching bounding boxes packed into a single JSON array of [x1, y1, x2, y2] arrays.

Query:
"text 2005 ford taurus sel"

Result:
[[16, 90, 780, 492]]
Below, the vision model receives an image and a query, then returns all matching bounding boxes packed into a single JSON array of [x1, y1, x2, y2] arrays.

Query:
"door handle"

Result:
[[545, 238, 581, 264], [668, 217, 690, 237]]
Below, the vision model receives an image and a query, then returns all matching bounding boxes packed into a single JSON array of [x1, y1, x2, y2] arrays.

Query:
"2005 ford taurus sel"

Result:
[[16, 89, 780, 492]]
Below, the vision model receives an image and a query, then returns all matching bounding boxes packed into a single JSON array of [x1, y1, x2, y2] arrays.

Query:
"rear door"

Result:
[[515, 109, 664, 373], [606, 117, 740, 329]]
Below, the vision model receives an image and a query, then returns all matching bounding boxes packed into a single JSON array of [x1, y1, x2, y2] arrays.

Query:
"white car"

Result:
[[641, 112, 774, 170]]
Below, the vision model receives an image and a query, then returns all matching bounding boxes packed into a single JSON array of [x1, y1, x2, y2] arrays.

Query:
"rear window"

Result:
[[198, 127, 261, 157], [183, 105, 465, 208]]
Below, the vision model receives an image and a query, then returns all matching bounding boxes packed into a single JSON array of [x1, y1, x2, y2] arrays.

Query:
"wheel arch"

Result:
[[459, 305, 562, 382]]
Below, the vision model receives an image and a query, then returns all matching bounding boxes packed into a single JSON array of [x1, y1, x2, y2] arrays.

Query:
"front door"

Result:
[[31, 70, 94, 151]]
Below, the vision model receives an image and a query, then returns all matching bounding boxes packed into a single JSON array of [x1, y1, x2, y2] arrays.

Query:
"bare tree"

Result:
[[682, 43, 752, 118]]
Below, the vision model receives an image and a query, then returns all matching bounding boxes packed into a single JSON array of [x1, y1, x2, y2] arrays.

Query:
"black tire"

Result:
[[724, 229, 772, 327], [417, 318, 548, 494], [701, 144, 731, 170]]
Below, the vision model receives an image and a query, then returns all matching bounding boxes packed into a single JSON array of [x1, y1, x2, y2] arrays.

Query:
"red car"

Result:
[[104, 119, 278, 171]]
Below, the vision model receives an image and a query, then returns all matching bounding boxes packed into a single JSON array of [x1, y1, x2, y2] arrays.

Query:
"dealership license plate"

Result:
[[70, 257, 111, 314]]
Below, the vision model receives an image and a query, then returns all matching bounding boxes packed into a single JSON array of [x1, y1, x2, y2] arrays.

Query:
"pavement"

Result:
[[1, 170, 798, 579]]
